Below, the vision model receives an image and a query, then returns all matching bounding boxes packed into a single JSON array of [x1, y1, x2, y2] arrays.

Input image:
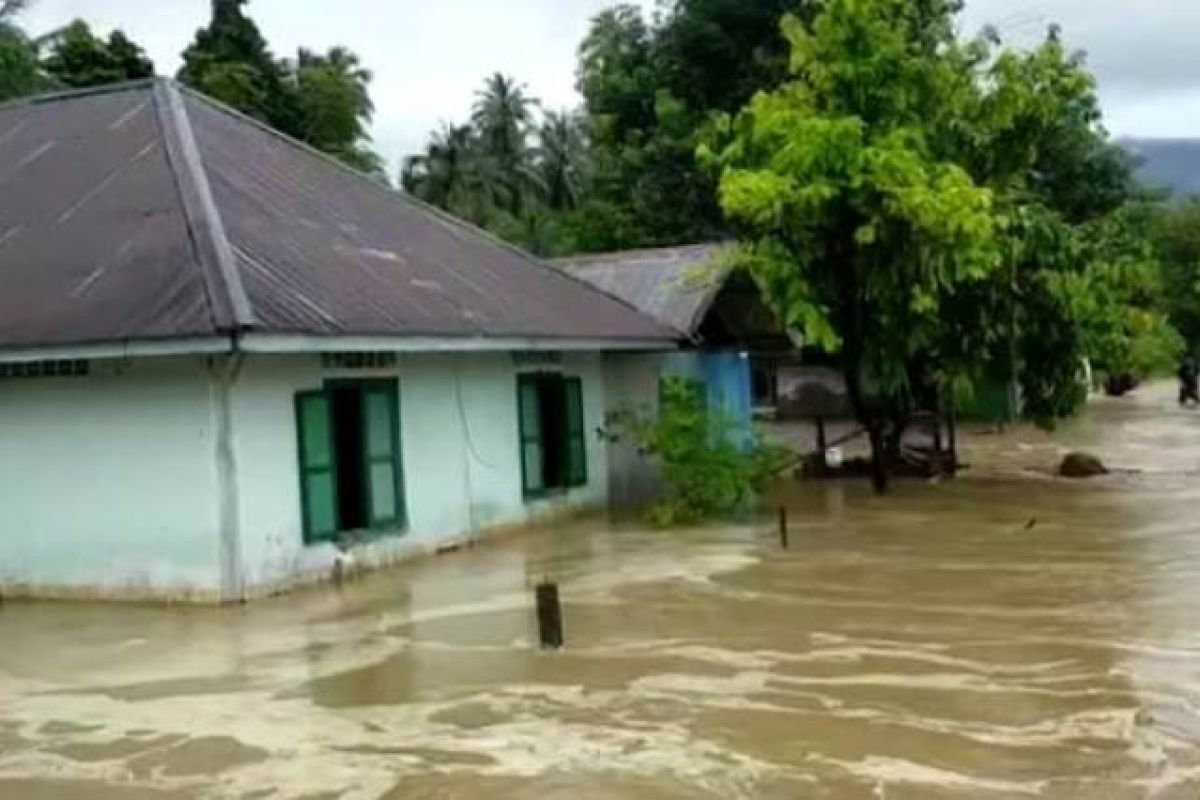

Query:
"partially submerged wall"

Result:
[[0, 357, 223, 600], [0, 351, 618, 602], [232, 352, 611, 596]]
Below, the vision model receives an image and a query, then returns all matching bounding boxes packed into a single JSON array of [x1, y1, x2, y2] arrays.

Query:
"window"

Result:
[[518, 373, 587, 497], [295, 380, 405, 544], [0, 359, 89, 380]]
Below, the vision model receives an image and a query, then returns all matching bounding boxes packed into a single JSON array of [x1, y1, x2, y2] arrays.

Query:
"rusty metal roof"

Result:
[[556, 244, 729, 338], [0, 79, 673, 353]]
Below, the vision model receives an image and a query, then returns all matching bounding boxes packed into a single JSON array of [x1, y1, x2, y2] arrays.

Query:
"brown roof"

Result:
[[556, 244, 729, 337], [0, 79, 673, 352]]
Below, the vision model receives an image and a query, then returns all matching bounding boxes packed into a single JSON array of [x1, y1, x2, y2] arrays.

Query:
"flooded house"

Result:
[[0, 79, 676, 603], [558, 244, 795, 423], [558, 245, 796, 510]]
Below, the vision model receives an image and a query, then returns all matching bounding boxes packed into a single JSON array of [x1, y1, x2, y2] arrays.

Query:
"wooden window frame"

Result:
[[295, 379, 407, 545], [518, 372, 588, 500]]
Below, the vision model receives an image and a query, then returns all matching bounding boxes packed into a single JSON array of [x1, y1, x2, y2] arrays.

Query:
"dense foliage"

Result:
[[401, 73, 590, 254], [1154, 199, 1200, 352], [704, 0, 1182, 488], [178, 0, 383, 176], [41, 20, 153, 89], [403, 0, 814, 255], [1, 2, 151, 100], [623, 378, 787, 527], [0, 1, 48, 100]]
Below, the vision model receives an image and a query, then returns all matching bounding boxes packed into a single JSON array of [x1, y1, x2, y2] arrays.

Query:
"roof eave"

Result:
[[238, 333, 679, 354]]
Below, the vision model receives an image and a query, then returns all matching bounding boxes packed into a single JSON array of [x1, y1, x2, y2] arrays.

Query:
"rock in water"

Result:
[[1059, 452, 1109, 478]]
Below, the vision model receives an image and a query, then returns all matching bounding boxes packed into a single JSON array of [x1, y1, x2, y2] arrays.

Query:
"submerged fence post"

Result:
[[536, 581, 565, 650], [779, 507, 789, 549], [947, 400, 959, 476]]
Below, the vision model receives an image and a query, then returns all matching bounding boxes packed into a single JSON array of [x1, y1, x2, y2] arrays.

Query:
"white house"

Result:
[[0, 79, 675, 603]]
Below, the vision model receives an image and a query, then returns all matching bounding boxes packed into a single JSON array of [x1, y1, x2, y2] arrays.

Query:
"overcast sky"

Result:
[[23, 0, 1200, 175]]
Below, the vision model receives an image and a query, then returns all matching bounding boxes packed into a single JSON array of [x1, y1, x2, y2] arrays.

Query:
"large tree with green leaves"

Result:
[[707, 0, 1171, 489], [574, 0, 814, 252], [40, 20, 153, 89], [179, 0, 293, 127], [179, 0, 382, 176], [706, 0, 999, 489]]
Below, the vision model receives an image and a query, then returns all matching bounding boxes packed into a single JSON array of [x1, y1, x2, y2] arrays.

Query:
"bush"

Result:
[[622, 377, 791, 527]]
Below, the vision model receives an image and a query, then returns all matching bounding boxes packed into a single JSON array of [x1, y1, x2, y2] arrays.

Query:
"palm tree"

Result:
[[471, 73, 536, 164], [470, 73, 545, 214], [299, 46, 373, 121], [536, 110, 587, 211], [402, 123, 497, 224]]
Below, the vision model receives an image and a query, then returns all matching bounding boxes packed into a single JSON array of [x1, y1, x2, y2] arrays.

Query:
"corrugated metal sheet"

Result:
[[0, 79, 674, 352], [556, 244, 728, 337], [183, 87, 670, 342], [0, 83, 217, 348]]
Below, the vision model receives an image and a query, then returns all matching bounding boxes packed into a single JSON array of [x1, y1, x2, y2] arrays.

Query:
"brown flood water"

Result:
[[3, 385, 1200, 798]]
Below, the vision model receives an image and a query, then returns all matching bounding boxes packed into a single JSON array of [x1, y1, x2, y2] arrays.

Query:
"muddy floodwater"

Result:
[[3, 387, 1200, 798]]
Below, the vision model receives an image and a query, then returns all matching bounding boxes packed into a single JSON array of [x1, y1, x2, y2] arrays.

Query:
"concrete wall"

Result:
[[0, 357, 222, 598], [0, 351, 616, 601], [603, 353, 663, 515], [232, 352, 611, 594]]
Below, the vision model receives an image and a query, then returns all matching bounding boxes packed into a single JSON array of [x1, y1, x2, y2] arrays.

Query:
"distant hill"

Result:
[[1124, 139, 1200, 199]]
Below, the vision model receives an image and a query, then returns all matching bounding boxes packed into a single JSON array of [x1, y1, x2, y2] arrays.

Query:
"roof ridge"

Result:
[[176, 84, 677, 340], [151, 79, 255, 331]]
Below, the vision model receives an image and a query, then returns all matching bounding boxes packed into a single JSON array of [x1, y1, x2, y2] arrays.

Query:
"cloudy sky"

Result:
[[22, 0, 1200, 174]]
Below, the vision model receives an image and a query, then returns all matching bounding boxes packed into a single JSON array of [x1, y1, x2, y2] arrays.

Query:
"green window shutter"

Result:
[[518, 375, 545, 495], [362, 382, 405, 529], [565, 377, 587, 487], [295, 391, 338, 544]]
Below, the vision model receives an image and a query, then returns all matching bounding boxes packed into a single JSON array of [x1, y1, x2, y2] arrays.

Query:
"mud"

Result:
[[2, 385, 1200, 797]]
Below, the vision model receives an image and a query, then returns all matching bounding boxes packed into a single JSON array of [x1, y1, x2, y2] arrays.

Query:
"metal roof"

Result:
[[556, 244, 729, 337], [0, 79, 673, 354]]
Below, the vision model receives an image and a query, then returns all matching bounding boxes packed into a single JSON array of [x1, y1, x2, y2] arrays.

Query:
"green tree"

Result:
[[0, 0, 47, 101], [574, 0, 814, 252], [402, 123, 493, 224], [1154, 199, 1200, 351], [710, 0, 1174, 486], [706, 0, 1000, 490], [536, 110, 587, 211], [291, 47, 381, 176], [40, 20, 154, 89], [1067, 206, 1183, 389], [179, 0, 293, 129], [179, 0, 381, 175], [471, 72, 540, 213]]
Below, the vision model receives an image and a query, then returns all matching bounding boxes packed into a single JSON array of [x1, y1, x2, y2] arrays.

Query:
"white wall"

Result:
[[0, 358, 222, 597], [0, 350, 618, 600], [232, 352, 610, 592]]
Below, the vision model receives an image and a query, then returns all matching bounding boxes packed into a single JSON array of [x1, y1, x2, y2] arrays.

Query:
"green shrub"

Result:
[[622, 378, 791, 527]]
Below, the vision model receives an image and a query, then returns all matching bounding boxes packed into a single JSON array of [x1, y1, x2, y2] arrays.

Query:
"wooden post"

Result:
[[932, 398, 943, 457], [947, 400, 959, 476], [536, 582, 564, 650], [779, 507, 789, 549], [814, 416, 828, 477]]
